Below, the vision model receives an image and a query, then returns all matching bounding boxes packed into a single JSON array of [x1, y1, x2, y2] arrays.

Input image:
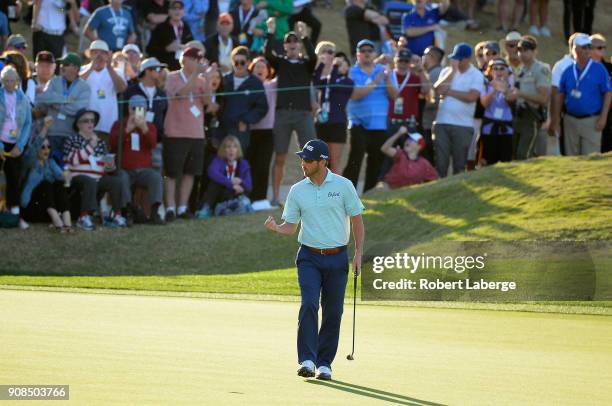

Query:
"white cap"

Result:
[[122, 43, 142, 56], [574, 34, 592, 47], [85, 39, 110, 58], [505, 31, 522, 42]]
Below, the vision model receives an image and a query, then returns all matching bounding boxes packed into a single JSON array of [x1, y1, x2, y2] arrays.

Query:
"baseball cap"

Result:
[[218, 12, 233, 25], [36, 51, 56, 64], [57, 52, 82, 67], [488, 57, 509, 68], [128, 95, 147, 109], [296, 139, 329, 161], [574, 33, 592, 47], [139, 57, 167, 75], [396, 48, 413, 61], [7, 34, 26, 49], [505, 31, 522, 42], [85, 39, 110, 58], [122, 43, 142, 56], [181, 47, 204, 60], [356, 39, 375, 51], [284, 31, 299, 42], [406, 132, 426, 151], [484, 41, 500, 54], [449, 43, 472, 60]]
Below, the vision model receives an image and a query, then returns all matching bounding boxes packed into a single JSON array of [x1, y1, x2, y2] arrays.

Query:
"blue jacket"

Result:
[[220, 73, 268, 132], [207, 156, 253, 193], [0, 88, 32, 150], [20, 159, 64, 208]]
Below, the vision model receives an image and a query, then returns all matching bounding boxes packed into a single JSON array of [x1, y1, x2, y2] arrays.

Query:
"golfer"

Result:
[[265, 139, 365, 380]]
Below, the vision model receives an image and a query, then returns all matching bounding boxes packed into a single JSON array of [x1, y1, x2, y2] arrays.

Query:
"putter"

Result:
[[346, 271, 357, 360]]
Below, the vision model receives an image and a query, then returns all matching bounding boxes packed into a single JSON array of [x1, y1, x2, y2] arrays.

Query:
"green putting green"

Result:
[[1, 290, 611, 405]]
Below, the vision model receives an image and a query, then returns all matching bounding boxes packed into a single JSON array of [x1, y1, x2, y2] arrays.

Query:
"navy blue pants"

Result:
[[296, 245, 349, 368]]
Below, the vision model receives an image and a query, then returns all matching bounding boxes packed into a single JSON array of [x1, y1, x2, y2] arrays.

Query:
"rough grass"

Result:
[[1, 154, 610, 307]]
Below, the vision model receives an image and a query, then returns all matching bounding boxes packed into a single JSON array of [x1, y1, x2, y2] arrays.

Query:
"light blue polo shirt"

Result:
[[347, 64, 397, 130], [559, 59, 612, 116], [282, 170, 365, 249]]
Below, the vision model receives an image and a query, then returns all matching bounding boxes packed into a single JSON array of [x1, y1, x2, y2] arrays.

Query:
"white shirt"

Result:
[[37, 0, 67, 33], [233, 75, 248, 90], [435, 65, 485, 128], [80, 64, 127, 133], [551, 54, 574, 88]]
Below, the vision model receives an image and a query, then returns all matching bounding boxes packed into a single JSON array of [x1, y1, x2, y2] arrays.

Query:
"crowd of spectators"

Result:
[[0, 0, 610, 231]]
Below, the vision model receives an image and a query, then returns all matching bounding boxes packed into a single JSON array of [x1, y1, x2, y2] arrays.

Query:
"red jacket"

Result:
[[109, 119, 157, 170]]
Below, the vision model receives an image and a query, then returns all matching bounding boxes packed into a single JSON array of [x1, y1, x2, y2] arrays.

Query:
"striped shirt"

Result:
[[64, 133, 108, 179]]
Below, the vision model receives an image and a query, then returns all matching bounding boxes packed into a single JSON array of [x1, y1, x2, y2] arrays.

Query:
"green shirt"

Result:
[[282, 170, 365, 249]]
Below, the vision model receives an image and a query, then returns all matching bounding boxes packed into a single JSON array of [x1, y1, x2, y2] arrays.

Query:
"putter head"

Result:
[[346, 354, 354, 360]]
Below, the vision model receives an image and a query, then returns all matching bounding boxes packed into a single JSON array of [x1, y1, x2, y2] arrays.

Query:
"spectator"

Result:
[[563, 0, 597, 40], [32, 51, 56, 98], [31, 0, 73, 58], [20, 127, 74, 232], [344, 0, 387, 58], [480, 58, 514, 165], [432, 42, 484, 177], [111, 51, 137, 84], [257, 0, 293, 44], [36, 53, 91, 159], [198, 135, 252, 217], [109, 95, 165, 225], [0, 66, 32, 222], [474, 41, 487, 71], [265, 18, 316, 206], [590, 34, 612, 153], [85, 0, 137, 52], [289, 0, 321, 44], [140, 0, 169, 46], [344, 39, 398, 193], [80, 40, 128, 139], [379, 126, 437, 190], [163, 46, 209, 220], [313, 43, 353, 174], [220, 46, 268, 151], [230, 0, 260, 47], [146, 0, 194, 71], [247, 56, 276, 202], [182, 0, 209, 42], [402, 0, 450, 57], [124, 57, 169, 164], [64, 108, 131, 230], [388, 48, 427, 131], [556, 34, 612, 155], [528, 0, 550, 37], [2, 51, 35, 104], [503, 31, 522, 75], [481, 41, 501, 74], [0, 12, 8, 52], [122, 44, 142, 79], [77, 0, 107, 56], [497, 0, 525, 33], [421, 45, 444, 164], [508, 36, 550, 159], [205, 12, 239, 74], [458, 0, 480, 31]]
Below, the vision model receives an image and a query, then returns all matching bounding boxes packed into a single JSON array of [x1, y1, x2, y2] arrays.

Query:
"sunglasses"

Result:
[[321, 49, 335, 55], [285, 38, 299, 44], [485, 51, 498, 56], [14, 44, 27, 50], [594, 45, 606, 50], [492, 66, 507, 71], [79, 118, 96, 124], [148, 66, 162, 72], [233, 59, 247, 66], [506, 43, 517, 48], [41, 144, 51, 150], [578, 45, 592, 50]]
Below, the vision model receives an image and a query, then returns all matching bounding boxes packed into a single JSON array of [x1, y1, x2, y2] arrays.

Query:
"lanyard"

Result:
[[238, 7, 254, 30], [172, 21, 183, 40], [572, 59, 593, 89], [393, 70, 411, 93], [219, 38, 233, 59], [63, 78, 77, 97], [109, 7, 123, 27], [226, 160, 236, 179], [138, 83, 155, 110], [179, 70, 194, 104]]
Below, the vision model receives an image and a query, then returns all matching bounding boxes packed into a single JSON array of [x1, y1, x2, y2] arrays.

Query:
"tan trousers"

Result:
[[563, 115, 601, 155]]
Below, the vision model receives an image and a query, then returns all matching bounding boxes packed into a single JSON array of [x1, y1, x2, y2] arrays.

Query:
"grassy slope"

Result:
[[1, 155, 610, 301]]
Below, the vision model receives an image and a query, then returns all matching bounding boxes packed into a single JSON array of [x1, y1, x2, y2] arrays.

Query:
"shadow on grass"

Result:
[[306, 379, 446, 406]]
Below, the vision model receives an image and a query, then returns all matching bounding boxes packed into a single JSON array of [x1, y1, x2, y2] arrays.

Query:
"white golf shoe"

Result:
[[316, 366, 332, 380], [297, 360, 315, 378]]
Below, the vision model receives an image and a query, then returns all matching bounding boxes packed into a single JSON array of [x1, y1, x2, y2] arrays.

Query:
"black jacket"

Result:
[[146, 19, 194, 71], [203, 33, 240, 66], [123, 81, 169, 142], [229, 5, 260, 48], [220, 73, 268, 132]]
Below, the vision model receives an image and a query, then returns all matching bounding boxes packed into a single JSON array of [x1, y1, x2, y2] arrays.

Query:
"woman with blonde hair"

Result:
[[198, 135, 253, 217], [2, 51, 36, 104]]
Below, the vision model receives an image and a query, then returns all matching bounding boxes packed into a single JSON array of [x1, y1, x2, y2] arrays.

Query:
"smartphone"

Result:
[[135, 106, 145, 120]]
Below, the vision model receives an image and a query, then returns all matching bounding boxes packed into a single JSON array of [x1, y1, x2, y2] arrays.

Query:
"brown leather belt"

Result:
[[303, 245, 347, 255]]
